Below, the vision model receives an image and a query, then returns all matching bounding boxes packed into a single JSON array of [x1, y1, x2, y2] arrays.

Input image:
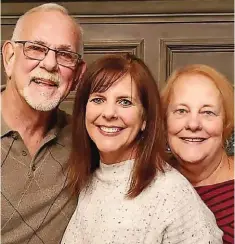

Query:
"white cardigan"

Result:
[[62, 160, 222, 244]]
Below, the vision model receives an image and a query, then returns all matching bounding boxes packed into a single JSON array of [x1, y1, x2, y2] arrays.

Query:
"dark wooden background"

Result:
[[1, 0, 234, 114]]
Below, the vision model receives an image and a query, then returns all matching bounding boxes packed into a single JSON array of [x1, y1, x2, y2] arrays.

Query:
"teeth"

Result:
[[33, 79, 57, 87], [100, 126, 120, 133], [184, 138, 204, 142]]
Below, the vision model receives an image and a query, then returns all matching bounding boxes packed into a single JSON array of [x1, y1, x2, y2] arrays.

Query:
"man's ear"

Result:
[[2, 41, 16, 79], [71, 60, 87, 91]]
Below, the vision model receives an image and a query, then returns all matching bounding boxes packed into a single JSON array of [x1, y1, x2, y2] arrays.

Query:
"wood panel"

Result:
[[84, 39, 144, 65], [1, 0, 234, 114], [159, 38, 234, 83]]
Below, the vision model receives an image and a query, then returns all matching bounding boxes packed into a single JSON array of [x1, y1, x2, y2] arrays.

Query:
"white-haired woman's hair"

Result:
[[12, 3, 84, 56]]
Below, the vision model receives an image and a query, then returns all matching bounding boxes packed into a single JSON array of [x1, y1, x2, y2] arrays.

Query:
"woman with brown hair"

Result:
[[161, 64, 234, 244], [62, 54, 222, 243]]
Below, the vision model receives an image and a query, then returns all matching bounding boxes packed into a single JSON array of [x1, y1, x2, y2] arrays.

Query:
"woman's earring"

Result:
[[141, 121, 146, 132], [140, 129, 145, 140], [140, 121, 146, 140], [141, 134, 144, 140], [166, 143, 172, 153], [224, 139, 229, 149], [225, 132, 234, 156]]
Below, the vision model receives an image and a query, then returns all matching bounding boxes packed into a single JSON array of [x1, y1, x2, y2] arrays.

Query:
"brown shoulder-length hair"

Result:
[[161, 64, 234, 143], [68, 53, 167, 198]]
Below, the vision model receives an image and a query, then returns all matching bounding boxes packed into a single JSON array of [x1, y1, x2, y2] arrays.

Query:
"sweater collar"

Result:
[[95, 159, 135, 184]]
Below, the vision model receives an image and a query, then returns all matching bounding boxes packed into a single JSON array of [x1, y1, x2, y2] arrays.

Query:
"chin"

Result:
[[98, 147, 119, 154], [178, 154, 206, 165], [26, 99, 60, 111], [96, 141, 121, 151], [173, 149, 205, 164], [23, 88, 61, 111]]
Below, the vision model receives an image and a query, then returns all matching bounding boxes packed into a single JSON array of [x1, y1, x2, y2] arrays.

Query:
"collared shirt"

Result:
[[1, 107, 77, 244]]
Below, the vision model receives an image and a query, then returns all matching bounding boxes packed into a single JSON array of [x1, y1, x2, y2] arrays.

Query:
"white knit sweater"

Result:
[[61, 160, 222, 244]]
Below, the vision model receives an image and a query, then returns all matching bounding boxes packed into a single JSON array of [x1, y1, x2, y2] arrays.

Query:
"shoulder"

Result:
[[150, 165, 218, 217], [55, 109, 73, 147], [56, 109, 72, 128], [46, 110, 73, 167], [146, 164, 206, 207], [148, 165, 219, 224], [151, 164, 195, 195], [196, 179, 234, 198]]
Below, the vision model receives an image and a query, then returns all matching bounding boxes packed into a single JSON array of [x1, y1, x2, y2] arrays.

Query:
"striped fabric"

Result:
[[195, 180, 234, 244]]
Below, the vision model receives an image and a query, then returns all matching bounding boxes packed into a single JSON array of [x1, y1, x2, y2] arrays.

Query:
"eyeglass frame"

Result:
[[14, 40, 82, 68]]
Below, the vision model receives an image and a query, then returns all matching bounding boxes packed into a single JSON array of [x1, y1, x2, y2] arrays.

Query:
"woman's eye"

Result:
[[175, 109, 187, 114], [201, 111, 215, 116], [90, 98, 103, 104], [118, 99, 132, 107]]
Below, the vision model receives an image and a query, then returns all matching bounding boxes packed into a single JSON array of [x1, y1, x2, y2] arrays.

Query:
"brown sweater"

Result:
[[1, 109, 77, 244]]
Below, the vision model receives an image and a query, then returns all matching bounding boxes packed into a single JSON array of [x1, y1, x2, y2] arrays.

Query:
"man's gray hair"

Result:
[[12, 3, 84, 56]]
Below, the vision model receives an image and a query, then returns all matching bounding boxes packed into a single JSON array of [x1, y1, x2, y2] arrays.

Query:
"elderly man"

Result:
[[1, 3, 86, 244]]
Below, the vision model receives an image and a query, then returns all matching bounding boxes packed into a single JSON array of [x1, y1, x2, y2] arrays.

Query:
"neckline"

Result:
[[100, 158, 135, 168], [95, 159, 135, 183], [194, 179, 234, 189]]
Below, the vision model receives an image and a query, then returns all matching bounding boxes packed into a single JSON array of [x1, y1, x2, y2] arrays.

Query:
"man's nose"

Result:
[[39, 50, 58, 72]]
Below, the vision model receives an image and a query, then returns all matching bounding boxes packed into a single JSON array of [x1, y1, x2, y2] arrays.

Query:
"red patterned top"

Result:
[[195, 180, 234, 244]]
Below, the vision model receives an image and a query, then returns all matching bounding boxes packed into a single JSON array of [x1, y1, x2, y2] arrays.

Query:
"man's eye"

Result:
[[90, 98, 103, 104], [118, 99, 132, 107], [58, 51, 74, 60], [27, 45, 46, 53]]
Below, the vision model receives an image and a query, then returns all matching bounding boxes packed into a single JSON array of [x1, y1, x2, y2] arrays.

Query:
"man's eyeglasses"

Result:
[[14, 41, 82, 68]]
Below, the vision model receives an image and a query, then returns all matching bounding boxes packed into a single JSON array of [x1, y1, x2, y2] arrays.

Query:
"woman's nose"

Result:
[[185, 114, 202, 131], [101, 103, 118, 120]]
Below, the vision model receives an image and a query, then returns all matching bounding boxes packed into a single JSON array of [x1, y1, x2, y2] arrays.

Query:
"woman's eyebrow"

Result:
[[202, 104, 215, 108], [89, 93, 105, 97]]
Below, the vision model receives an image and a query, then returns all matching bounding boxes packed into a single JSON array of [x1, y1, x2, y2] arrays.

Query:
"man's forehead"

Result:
[[31, 39, 74, 50], [25, 10, 67, 19], [18, 11, 80, 49], [22, 10, 75, 28]]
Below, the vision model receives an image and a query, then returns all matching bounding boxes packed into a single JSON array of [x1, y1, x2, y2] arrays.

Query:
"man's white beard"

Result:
[[23, 87, 62, 111], [23, 70, 62, 111]]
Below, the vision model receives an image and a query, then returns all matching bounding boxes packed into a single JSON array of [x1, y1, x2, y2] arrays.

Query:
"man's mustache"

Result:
[[29, 71, 60, 86]]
